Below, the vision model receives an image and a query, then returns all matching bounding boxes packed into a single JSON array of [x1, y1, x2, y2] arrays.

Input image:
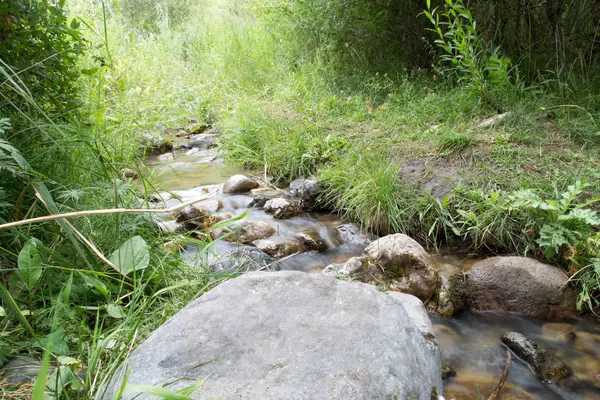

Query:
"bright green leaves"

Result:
[[18, 239, 44, 291], [109, 236, 150, 276], [106, 303, 126, 319]]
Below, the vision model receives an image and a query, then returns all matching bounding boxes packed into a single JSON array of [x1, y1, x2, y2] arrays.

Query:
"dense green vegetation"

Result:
[[0, 0, 599, 397]]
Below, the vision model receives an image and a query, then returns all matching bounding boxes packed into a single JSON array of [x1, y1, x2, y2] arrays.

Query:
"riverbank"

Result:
[[70, 0, 599, 309]]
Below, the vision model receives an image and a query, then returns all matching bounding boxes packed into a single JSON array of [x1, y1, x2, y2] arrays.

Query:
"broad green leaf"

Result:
[[0, 306, 5, 317], [78, 272, 109, 298], [109, 236, 150, 276], [40, 329, 69, 356], [57, 356, 80, 366], [106, 303, 125, 319], [123, 384, 193, 400], [17, 240, 44, 290], [558, 208, 600, 226]]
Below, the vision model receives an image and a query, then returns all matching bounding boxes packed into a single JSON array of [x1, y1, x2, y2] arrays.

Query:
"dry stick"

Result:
[[0, 195, 212, 230], [488, 351, 512, 400]]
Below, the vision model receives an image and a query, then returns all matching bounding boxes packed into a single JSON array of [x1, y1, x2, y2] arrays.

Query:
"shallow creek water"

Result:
[[147, 149, 600, 400]]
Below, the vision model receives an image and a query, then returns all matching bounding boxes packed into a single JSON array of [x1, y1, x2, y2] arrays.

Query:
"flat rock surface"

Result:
[[99, 272, 442, 400]]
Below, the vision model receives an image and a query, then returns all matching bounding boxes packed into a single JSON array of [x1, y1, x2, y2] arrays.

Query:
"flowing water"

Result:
[[147, 147, 600, 400]]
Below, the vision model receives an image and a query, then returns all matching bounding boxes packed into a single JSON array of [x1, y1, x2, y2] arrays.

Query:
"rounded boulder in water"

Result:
[[223, 174, 260, 194]]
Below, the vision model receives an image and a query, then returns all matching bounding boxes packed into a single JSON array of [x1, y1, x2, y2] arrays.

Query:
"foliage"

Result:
[[423, 0, 516, 107], [118, 0, 192, 33], [0, 0, 84, 115], [437, 131, 473, 152]]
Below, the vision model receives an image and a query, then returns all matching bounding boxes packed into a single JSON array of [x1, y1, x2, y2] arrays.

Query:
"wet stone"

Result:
[[217, 220, 276, 244], [157, 152, 174, 162], [210, 245, 277, 274], [501, 332, 574, 385], [121, 168, 137, 180], [289, 179, 321, 209], [175, 206, 216, 231], [441, 364, 456, 380], [322, 257, 367, 280], [263, 198, 303, 219], [336, 223, 374, 246], [248, 195, 269, 208], [223, 175, 260, 194], [298, 230, 328, 252], [253, 237, 304, 258]]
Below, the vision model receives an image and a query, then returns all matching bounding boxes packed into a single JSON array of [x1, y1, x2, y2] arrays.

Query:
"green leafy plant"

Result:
[[423, 0, 516, 107], [508, 182, 600, 259]]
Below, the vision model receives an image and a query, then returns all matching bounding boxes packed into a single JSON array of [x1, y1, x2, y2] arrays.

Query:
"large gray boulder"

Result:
[[99, 272, 443, 400], [364, 234, 437, 301], [223, 175, 259, 194], [466, 257, 576, 319]]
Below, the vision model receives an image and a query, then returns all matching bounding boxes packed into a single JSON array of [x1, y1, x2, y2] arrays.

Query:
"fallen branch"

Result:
[[488, 350, 512, 400], [0, 195, 211, 230]]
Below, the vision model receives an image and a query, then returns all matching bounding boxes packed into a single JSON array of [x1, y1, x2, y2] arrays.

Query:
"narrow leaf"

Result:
[[123, 384, 193, 400]]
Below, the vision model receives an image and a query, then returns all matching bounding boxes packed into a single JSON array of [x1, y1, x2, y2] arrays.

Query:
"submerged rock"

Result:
[[194, 199, 223, 213], [466, 257, 576, 319], [157, 152, 174, 162], [100, 272, 443, 400], [223, 174, 259, 194], [263, 198, 302, 219], [322, 256, 368, 280], [253, 237, 304, 258], [120, 168, 137, 180], [542, 323, 576, 343], [210, 245, 277, 274], [289, 179, 321, 209], [298, 230, 328, 252], [174, 206, 216, 231], [336, 223, 374, 246], [217, 220, 276, 244], [364, 234, 437, 301], [501, 332, 574, 385], [248, 194, 269, 208], [180, 133, 218, 151]]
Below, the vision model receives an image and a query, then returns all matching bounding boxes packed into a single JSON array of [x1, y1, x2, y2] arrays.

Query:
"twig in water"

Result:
[[488, 350, 512, 400]]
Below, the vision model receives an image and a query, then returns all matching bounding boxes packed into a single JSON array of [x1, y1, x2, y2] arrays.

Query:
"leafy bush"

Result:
[[0, 0, 84, 115], [118, 0, 192, 32], [423, 0, 517, 107]]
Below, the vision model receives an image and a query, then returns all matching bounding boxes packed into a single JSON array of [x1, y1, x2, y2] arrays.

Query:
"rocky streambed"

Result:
[[118, 129, 600, 399]]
